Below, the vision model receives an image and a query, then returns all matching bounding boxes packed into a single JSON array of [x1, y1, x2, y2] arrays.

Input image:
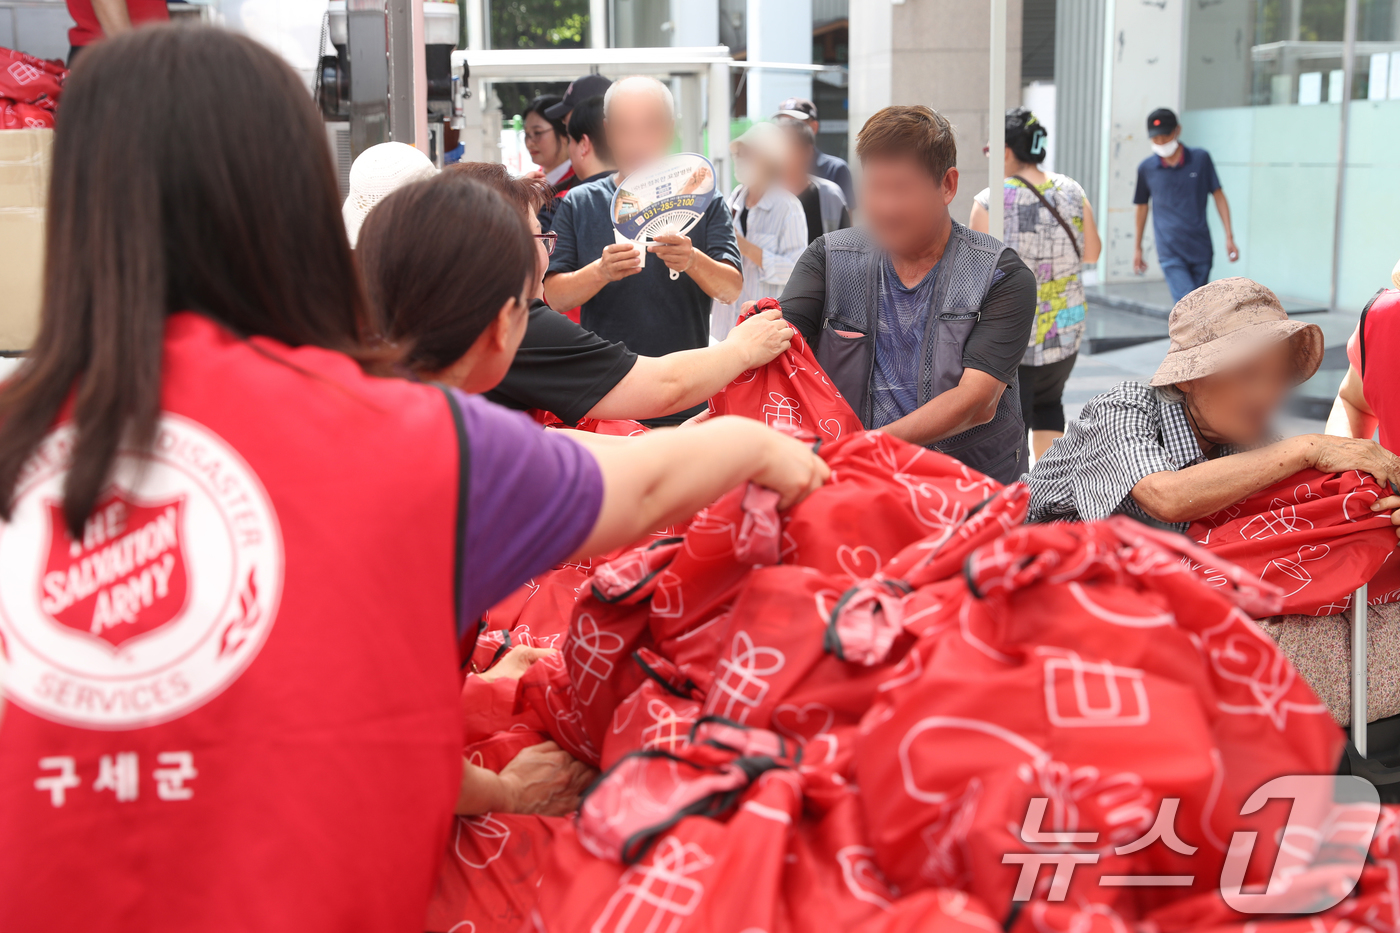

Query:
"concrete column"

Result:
[[889, 0, 1023, 223], [465, 0, 484, 49], [590, 0, 607, 48], [848, 0, 893, 175], [673, 0, 718, 47], [1099, 0, 1185, 283], [746, 0, 812, 122], [709, 61, 733, 193]]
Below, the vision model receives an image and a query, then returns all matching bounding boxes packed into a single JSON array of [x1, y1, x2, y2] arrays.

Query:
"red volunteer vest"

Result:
[[1360, 289, 1400, 454], [66, 0, 170, 48], [0, 313, 464, 932]]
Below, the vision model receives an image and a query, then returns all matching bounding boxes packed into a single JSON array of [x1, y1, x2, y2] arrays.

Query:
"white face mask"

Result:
[[1151, 139, 1180, 158]]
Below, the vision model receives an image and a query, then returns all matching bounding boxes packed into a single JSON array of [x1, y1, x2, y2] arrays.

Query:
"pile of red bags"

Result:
[[432, 301, 1386, 933], [1189, 469, 1399, 615], [0, 48, 65, 129]]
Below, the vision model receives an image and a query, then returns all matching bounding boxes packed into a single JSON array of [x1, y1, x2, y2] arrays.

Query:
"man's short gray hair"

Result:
[[603, 75, 675, 120]]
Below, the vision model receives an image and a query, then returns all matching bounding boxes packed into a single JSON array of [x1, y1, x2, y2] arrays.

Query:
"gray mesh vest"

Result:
[[813, 223, 1028, 484]]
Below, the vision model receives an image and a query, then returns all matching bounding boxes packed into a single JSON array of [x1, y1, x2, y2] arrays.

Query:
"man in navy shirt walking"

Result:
[[1132, 108, 1239, 302]]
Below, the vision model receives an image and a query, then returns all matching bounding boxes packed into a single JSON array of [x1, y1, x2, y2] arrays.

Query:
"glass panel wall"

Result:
[[1183, 0, 1400, 311]]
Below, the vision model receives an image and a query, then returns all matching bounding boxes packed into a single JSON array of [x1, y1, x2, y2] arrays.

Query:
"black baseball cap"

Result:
[[545, 74, 613, 121], [774, 97, 818, 122], [1146, 108, 1178, 136]]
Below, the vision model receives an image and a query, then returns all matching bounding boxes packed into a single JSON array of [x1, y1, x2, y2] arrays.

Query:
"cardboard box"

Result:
[[0, 128, 52, 353]]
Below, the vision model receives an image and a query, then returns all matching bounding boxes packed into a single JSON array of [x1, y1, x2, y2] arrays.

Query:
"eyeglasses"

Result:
[[534, 232, 558, 255], [524, 128, 557, 142]]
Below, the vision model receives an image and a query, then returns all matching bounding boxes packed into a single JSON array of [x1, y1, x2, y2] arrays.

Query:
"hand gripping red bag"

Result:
[[1189, 468, 1398, 615], [426, 813, 564, 933], [707, 296, 865, 444], [855, 518, 1343, 924]]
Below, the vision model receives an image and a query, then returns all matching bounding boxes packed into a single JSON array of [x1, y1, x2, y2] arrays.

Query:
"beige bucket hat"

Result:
[[1149, 277, 1324, 387]]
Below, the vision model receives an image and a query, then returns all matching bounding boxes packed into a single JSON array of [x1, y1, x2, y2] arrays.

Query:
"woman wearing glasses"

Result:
[[522, 94, 577, 229], [386, 162, 794, 425]]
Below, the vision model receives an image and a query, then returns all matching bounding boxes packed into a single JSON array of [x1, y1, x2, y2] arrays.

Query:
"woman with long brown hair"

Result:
[[0, 25, 826, 932]]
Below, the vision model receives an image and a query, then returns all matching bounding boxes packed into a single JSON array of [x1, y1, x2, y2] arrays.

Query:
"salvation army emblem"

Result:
[[39, 495, 190, 649], [0, 414, 283, 729]]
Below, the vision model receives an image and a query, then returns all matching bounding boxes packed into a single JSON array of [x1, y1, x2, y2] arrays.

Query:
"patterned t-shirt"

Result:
[[975, 174, 1087, 367]]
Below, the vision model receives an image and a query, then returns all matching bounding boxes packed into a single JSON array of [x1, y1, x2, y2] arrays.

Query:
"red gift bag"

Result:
[[426, 813, 564, 933], [707, 297, 865, 444], [856, 519, 1342, 921], [1189, 468, 1398, 616], [0, 48, 64, 109], [534, 761, 801, 932]]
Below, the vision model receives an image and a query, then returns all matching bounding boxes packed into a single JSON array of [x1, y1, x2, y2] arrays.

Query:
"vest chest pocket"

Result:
[[928, 309, 979, 398], [814, 320, 873, 423]]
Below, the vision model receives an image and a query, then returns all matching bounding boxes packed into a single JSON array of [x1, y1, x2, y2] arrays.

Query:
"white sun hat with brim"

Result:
[[730, 121, 793, 173], [342, 142, 439, 248]]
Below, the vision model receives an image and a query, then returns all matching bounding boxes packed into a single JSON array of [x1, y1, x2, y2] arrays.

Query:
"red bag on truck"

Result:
[[1189, 468, 1397, 615]]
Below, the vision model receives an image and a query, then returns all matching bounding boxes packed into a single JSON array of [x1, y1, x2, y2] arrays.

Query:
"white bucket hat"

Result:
[[342, 142, 439, 248], [730, 121, 792, 173]]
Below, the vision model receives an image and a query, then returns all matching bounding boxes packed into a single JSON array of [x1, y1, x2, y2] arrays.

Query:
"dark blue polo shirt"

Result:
[[1132, 145, 1221, 264], [546, 173, 741, 423]]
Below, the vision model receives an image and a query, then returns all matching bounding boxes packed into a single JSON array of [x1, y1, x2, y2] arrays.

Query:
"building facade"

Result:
[[1052, 0, 1400, 310]]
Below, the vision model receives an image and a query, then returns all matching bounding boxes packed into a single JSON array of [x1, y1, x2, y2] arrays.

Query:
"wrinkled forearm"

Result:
[[1130, 437, 1311, 524], [456, 760, 507, 815]]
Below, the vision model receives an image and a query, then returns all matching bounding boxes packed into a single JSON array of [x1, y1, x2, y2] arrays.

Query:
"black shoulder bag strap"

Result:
[[433, 384, 473, 654], [1359, 288, 1385, 377], [1012, 175, 1080, 259]]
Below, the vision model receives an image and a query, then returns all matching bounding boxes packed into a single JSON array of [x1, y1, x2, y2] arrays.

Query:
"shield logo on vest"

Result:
[[39, 494, 190, 649], [0, 414, 283, 730]]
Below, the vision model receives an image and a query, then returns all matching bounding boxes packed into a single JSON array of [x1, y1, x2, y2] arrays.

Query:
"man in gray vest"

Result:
[[778, 105, 1037, 483]]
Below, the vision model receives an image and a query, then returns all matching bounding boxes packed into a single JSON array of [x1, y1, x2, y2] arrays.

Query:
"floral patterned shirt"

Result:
[[975, 174, 1088, 366]]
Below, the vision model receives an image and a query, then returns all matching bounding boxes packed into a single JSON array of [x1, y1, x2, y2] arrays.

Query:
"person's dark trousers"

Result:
[[1018, 353, 1078, 434], [1159, 257, 1212, 304]]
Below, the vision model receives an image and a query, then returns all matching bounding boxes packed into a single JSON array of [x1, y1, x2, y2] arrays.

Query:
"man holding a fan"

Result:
[[544, 76, 742, 424]]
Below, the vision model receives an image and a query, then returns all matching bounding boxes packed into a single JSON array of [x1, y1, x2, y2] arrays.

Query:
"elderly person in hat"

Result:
[[1026, 278, 1400, 530], [711, 121, 809, 340]]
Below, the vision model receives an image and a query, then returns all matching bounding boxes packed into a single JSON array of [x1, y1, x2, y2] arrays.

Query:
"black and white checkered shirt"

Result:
[[1023, 381, 1241, 532]]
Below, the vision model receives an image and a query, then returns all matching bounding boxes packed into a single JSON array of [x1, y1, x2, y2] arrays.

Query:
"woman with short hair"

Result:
[[971, 107, 1102, 459], [0, 26, 827, 931]]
